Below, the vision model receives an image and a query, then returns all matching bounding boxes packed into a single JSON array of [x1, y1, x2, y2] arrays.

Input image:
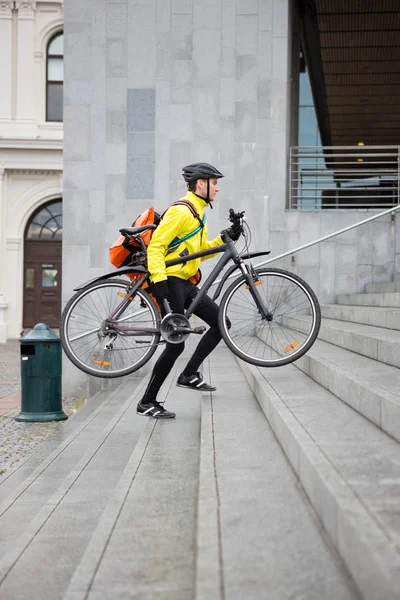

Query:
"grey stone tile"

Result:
[[157, 0, 171, 32], [236, 15, 258, 55], [156, 32, 172, 81], [127, 132, 155, 157], [235, 102, 257, 142], [193, 30, 221, 86], [106, 38, 127, 78], [65, 23, 92, 82], [171, 14, 193, 59], [236, 55, 257, 103], [172, 0, 192, 13], [258, 0, 273, 31], [63, 162, 91, 191], [106, 110, 127, 144], [127, 89, 155, 132], [193, 0, 221, 29], [64, 106, 91, 162], [237, 0, 258, 14], [64, 0, 93, 23], [105, 143, 127, 175], [171, 59, 192, 103], [64, 81, 92, 106], [126, 156, 155, 199], [105, 2, 128, 38]]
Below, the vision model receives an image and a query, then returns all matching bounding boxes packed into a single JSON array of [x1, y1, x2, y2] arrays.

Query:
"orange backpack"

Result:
[[109, 207, 160, 270], [109, 201, 204, 285]]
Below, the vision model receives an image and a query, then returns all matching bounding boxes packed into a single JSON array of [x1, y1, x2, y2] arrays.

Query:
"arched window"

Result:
[[46, 32, 64, 122], [26, 200, 63, 240]]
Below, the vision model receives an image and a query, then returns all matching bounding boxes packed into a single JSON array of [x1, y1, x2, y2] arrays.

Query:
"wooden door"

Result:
[[23, 240, 62, 328]]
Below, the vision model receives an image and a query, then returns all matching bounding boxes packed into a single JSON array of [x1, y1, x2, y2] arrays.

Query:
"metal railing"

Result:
[[212, 203, 400, 290], [289, 145, 400, 210]]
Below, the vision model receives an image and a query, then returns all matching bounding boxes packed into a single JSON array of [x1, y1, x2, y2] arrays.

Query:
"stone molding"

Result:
[[6, 238, 22, 250], [0, 1, 13, 17], [15, 1, 36, 17], [9, 169, 61, 176]]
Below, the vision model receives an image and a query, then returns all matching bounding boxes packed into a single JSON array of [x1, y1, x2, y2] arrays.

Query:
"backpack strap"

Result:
[[171, 200, 204, 231], [162, 200, 206, 255]]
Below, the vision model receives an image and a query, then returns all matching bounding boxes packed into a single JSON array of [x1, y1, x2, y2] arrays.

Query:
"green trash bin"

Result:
[[15, 323, 68, 423]]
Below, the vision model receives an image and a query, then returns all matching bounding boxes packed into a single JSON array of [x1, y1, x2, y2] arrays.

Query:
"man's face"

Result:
[[196, 178, 219, 201]]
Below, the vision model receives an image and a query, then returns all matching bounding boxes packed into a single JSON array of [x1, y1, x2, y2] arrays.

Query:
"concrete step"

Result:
[[337, 291, 400, 308], [0, 377, 151, 598], [293, 336, 400, 442], [195, 349, 359, 600], [321, 303, 400, 331], [365, 280, 400, 293], [238, 356, 400, 600], [64, 361, 202, 600], [284, 315, 400, 369], [0, 358, 200, 600], [0, 346, 360, 599], [0, 384, 126, 504]]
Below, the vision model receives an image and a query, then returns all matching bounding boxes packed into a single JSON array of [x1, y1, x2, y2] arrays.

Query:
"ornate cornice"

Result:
[[0, 138, 63, 150], [10, 169, 61, 175], [0, 2, 14, 18]]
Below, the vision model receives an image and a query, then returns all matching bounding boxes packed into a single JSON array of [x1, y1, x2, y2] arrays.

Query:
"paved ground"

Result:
[[0, 340, 20, 415], [0, 339, 87, 475]]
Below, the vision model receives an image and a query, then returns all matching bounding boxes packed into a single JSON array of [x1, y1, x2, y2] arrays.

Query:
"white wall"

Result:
[[0, 0, 63, 341]]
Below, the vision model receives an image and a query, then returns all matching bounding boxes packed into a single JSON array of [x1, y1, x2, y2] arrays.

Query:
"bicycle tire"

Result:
[[218, 268, 321, 368], [60, 278, 161, 378]]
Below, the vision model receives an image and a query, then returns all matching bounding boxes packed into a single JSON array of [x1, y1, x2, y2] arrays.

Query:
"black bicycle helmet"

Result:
[[182, 162, 224, 183]]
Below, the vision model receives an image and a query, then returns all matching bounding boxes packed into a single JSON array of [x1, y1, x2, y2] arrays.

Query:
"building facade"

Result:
[[0, 0, 63, 342], [60, 0, 400, 394]]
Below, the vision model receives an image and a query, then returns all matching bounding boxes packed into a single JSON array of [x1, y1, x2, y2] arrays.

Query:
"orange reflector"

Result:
[[246, 280, 263, 289], [284, 340, 300, 353], [93, 359, 112, 367]]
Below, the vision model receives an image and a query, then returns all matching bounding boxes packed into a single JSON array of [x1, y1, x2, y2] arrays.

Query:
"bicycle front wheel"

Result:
[[60, 278, 161, 378], [218, 268, 321, 367]]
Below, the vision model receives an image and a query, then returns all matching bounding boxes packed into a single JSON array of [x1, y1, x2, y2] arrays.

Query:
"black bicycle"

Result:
[[60, 210, 321, 378]]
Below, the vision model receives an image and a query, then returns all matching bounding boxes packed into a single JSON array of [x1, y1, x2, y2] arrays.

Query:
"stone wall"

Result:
[[63, 0, 399, 394]]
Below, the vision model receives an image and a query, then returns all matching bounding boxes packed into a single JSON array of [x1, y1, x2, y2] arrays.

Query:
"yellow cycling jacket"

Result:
[[148, 191, 224, 284]]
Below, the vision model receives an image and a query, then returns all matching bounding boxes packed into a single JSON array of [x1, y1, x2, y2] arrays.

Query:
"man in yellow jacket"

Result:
[[137, 162, 240, 418]]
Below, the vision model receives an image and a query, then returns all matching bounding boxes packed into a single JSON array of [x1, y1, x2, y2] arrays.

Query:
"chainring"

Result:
[[160, 313, 191, 344]]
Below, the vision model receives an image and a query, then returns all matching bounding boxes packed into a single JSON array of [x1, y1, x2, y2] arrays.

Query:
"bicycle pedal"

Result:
[[192, 326, 206, 334]]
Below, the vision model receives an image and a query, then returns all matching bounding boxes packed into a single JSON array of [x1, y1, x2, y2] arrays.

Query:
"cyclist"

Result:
[[137, 162, 241, 418]]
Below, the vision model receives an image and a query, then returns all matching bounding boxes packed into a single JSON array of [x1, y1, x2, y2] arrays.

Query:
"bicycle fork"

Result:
[[240, 264, 272, 321]]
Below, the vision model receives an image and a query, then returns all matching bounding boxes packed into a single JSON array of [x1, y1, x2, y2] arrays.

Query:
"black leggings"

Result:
[[141, 277, 223, 403]]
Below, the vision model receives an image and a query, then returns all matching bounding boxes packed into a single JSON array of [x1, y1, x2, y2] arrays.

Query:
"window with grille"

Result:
[[46, 32, 63, 122], [26, 201, 63, 240]]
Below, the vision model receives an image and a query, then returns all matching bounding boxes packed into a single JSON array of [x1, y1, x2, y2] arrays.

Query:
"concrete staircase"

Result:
[[239, 279, 400, 600], [0, 281, 399, 599]]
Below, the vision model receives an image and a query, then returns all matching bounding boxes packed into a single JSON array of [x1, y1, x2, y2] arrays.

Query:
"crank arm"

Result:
[[174, 326, 206, 335]]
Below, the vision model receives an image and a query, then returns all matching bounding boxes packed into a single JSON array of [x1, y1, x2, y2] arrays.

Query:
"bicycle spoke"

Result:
[[60, 279, 161, 377], [219, 268, 320, 367]]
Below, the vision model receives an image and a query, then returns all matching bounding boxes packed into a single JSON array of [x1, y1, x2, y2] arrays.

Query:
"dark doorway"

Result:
[[23, 200, 62, 329]]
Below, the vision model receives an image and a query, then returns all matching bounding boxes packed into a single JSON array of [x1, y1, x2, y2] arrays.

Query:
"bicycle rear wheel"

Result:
[[218, 268, 321, 367], [60, 278, 161, 378]]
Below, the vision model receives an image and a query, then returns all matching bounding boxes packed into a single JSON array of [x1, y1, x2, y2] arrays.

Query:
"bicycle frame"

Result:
[[83, 239, 271, 336]]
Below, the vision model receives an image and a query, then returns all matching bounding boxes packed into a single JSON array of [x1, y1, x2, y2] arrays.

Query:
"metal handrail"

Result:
[[212, 204, 400, 288], [290, 145, 400, 210]]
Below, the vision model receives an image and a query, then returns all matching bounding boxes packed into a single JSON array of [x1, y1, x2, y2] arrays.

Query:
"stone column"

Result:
[[15, 1, 36, 122], [0, 1, 14, 121], [0, 168, 7, 343], [5, 237, 21, 339]]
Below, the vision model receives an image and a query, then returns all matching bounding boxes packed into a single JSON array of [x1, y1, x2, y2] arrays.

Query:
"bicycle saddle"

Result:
[[120, 224, 157, 236]]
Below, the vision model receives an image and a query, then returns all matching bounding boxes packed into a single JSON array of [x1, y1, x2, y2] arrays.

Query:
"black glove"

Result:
[[151, 280, 169, 303], [221, 221, 241, 242]]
